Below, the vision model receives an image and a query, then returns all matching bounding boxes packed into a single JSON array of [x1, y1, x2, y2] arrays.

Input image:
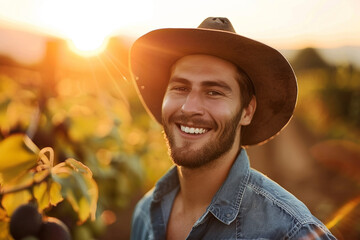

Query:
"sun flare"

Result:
[[67, 35, 109, 57], [36, 0, 153, 56]]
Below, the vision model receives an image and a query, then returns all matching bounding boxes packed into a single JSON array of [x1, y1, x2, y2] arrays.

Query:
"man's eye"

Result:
[[207, 90, 223, 96], [172, 87, 188, 92]]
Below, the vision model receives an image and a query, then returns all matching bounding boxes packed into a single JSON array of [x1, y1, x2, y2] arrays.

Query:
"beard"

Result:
[[162, 111, 242, 169]]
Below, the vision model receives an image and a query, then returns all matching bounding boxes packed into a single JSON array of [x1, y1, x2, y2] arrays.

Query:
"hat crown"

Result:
[[198, 17, 236, 33]]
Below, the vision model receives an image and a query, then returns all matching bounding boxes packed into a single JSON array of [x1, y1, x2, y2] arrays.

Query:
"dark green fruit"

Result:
[[20, 236, 39, 240], [9, 203, 42, 240], [38, 217, 71, 240]]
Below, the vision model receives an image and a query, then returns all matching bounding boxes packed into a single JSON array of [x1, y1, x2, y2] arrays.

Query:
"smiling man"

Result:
[[129, 17, 336, 240]]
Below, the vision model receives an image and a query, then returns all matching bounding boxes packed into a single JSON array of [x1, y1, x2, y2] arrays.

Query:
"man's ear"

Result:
[[239, 96, 256, 126]]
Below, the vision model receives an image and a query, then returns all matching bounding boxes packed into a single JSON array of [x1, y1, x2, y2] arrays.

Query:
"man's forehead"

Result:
[[171, 54, 237, 69]]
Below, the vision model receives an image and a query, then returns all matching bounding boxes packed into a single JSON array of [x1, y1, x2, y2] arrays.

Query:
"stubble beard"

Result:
[[162, 112, 242, 169]]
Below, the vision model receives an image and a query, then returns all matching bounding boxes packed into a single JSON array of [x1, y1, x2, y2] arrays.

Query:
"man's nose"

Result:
[[181, 92, 204, 116]]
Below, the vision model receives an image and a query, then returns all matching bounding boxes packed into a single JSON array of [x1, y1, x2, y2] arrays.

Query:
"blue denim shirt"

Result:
[[131, 149, 336, 239]]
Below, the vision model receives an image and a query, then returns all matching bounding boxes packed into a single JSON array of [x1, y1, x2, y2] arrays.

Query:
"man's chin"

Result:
[[170, 147, 216, 169]]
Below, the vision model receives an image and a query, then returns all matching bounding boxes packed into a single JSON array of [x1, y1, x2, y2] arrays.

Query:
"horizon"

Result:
[[1, 24, 359, 68], [0, 0, 359, 51]]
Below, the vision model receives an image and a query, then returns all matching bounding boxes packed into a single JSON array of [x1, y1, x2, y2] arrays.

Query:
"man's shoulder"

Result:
[[247, 168, 311, 220], [242, 169, 335, 239]]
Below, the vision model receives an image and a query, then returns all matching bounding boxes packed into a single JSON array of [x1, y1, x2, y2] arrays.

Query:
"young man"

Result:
[[129, 17, 336, 239]]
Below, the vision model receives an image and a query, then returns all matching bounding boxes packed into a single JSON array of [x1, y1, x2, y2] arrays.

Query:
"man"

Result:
[[129, 17, 336, 239]]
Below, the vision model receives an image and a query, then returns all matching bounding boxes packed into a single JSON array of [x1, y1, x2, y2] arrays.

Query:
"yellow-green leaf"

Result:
[[33, 181, 50, 211], [86, 177, 98, 221], [0, 207, 8, 220], [49, 181, 63, 206], [65, 189, 79, 212], [52, 158, 98, 223], [0, 221, 12, 240], [78, 197, 90, 223], [1, 190, 32, 216], [0, 134, 38, 183], [65, 158, 92, 177], [0, 170, 34, 194]]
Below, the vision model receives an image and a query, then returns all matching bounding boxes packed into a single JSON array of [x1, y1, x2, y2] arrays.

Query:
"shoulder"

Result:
[[241, 169, 335, 239], [246, 169, 310, 220], [130, 188, 155, 240]]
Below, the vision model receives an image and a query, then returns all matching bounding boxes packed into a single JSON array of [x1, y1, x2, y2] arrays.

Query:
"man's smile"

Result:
[[179, 125, 209, 135]]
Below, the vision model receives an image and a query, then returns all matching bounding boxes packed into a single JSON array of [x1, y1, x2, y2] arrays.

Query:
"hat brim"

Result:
[[129, 28, 297, 146]]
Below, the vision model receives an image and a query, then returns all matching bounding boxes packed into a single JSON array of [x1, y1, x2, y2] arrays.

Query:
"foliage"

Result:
[[0, 134, 98, 239], [291, 48, 360, 239], [0, 54, 170, 238], [291, 51, 360, 143]]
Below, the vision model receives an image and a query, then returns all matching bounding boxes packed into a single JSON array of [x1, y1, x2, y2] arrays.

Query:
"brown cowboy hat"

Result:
[[129, 17, 297, 146]]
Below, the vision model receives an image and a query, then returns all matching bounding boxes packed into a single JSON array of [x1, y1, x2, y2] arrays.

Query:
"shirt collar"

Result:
[[153, 166, 179, 202], [152, 149, 250, 224], [208, 149, 250, 225]]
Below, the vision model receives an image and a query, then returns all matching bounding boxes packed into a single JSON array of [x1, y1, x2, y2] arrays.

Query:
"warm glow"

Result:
[[326, 196, 360, 229], [36, 0, 153, 56], [67, 36, 109, 57]]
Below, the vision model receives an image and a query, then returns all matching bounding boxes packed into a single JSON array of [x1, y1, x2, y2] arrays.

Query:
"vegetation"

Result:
[[291, 48, 360, 239], [0, 42, 359, 239], [292, 47, 360, 143], [0, 38, 170, 239]]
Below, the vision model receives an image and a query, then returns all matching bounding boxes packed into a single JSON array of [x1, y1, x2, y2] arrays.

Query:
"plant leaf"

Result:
[[0, 134, 38, 183], [65, 158, 92, 177], [0, 170, 34, 194], [33, 181, 50, 211], [0, 207, 8, 220], [78, 197, 90, 223], [0, 221, 12, 240], [49, 181, 63, 206], [1, 190, 32, 216], [52, 158, 98, 223]]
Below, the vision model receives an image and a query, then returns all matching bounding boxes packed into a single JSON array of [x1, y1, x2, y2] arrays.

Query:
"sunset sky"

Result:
[[0, 0, 359, 54]]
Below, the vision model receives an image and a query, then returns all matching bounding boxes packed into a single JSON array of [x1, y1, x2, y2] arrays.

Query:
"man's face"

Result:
[[161, 54, 245, 168]]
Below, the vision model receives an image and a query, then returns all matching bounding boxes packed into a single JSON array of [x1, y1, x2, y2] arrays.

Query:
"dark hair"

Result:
[[235, 66, 256, 110]]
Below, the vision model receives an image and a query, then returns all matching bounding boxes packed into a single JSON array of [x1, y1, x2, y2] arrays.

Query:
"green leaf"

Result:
[[33, 180, 64, 212], [78, 197, 90, 223], [0, 170, 34, 194], [49, 181, 63, 206], [0, 207, 8, 221], [33, 181, 50, 211], [52, 159, 98, 223], [65, 158, 93, 177], [1, 190, 32, 216], [65, 189, 79, 212], [0, 134, 39, 183], [0, 221, 12, 240]]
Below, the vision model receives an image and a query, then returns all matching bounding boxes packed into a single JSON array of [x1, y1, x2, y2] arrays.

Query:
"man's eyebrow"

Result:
[[168, 77, 190, 84], [201, 80, 232, 92], [169, 78, 232, 92]]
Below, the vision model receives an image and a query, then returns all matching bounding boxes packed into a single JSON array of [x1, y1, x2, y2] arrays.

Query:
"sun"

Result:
[[37, 0, 154, 56], [67, 35, 109, 57]]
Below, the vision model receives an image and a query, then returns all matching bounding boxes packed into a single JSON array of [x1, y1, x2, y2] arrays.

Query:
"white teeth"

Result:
[[180, 125, 208, 134]]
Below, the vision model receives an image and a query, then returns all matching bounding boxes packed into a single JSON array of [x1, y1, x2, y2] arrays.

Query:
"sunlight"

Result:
[[67, 36, 109, 57], [326, 196, 360, 229], [37, 0, 153, 56]]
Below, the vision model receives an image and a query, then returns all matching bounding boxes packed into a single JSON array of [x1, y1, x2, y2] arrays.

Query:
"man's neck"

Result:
[[166, 136, 242, 240], [176, 146, 240, 213]]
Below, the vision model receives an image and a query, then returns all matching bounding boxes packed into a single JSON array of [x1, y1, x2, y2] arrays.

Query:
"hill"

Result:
[[281, 46, 360, 68]]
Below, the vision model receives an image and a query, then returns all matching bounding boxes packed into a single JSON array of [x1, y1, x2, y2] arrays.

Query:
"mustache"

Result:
[[167, 114, 217, 129]]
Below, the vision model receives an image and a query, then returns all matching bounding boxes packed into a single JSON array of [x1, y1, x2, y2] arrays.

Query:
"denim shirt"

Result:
[[131, 149, 336, 240]]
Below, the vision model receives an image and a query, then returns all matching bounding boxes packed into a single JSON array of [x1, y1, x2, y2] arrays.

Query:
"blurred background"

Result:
[[0, 0, 359, 239]]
